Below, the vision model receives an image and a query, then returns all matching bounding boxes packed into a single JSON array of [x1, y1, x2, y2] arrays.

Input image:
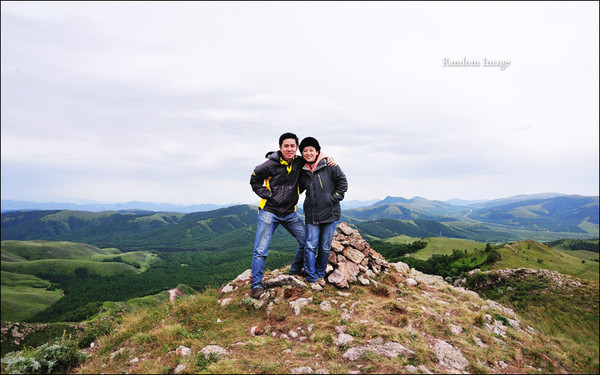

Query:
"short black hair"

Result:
[[279, 132, 299, 147]]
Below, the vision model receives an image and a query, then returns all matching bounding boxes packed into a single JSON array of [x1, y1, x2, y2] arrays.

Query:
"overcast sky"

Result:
[[1, 2, 598, 206]]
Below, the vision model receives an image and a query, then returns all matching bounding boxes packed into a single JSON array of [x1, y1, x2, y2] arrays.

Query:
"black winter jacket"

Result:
[[250, 151, 303, 217], [300, 157, 348, 225]]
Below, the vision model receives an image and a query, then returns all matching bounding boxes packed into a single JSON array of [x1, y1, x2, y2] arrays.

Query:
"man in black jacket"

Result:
[[249, 132, 335, 299]]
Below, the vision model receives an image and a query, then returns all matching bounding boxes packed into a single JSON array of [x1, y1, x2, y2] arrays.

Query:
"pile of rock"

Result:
[[325, 222, 390, 288]]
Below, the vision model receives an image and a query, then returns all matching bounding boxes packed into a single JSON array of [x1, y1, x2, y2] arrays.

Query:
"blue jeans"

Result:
[[304, 221, 337, 283], [251, 209, 306, 289]]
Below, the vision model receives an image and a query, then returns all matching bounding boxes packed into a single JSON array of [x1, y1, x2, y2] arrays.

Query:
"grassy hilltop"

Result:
[[1, 199, 598, 373], [1, 241, 157, 323], [58, 264, 600, 374], [1, 235, 598, 374]]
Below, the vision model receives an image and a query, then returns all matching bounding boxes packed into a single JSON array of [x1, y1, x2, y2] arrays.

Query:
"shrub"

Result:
[[1, 334, 85, 374]]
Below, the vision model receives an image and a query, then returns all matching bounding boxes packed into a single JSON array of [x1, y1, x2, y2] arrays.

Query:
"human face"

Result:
[[279, 138, 297, 162], [302, 146, 317, 163]]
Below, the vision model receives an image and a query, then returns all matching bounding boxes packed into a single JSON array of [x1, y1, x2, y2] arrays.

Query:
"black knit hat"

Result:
[[299, 137, 321, 152]]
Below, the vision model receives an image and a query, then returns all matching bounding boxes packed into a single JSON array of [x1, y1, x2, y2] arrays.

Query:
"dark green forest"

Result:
[[367, 239, 427, 260], [27, 246, 298, 323], [2, 199, 597, 324], [401, 246, 498, 279], [24, 237, 489, 323]]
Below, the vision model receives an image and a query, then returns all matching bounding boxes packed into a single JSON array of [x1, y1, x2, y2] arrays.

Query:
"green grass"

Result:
[[89, 251, 158, 272], [463, 270, 599, 371], [1, 271, 62, 322], [1, 285, 62, 322], [578, 218, 600, 235], [443, 220, 596, 242], [410, 237, 486, 260], [549, 238, 599, 252], [1, 241, 158, 323], [381, 235, 419, 244], [1, 259, 140, 277], [1, 252, 26, 262], [491, 241, 599, 282], [568, 250, 600, 262], [1, 271, 53, 288], [72, 271, 599, 374], [125, 291, 171, 309], [1, 240, 112, 261]]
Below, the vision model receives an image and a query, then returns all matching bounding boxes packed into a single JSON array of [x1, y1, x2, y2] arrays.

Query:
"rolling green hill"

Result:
[[489, 240, 599, 282], [344, 194, 598, 234], [1, 205, 259, 252], [2, 197, 598, 250], [547, 238, 599, 252], [409, 237, 486, 260], [466, 195, 599, 234], [0, 237, 300, 324], [2, 220, 599, 374], [0, 240, 160, 323], [0, 283, 198, 356], [344, 196, 468, 220], [1, 272, 62, 322], [1, 258, 140, 278], [1, 202, 598, 328], [369, 236, 599, 282], [1, 240, 113, 261], [9, 265, 596, 375]]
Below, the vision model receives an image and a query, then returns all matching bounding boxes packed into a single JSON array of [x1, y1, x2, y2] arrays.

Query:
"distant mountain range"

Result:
[[0, 193, 573, 213], [1, 199, 382, 213], [343, 193, 598, 240], [0, 200, 234, 213], [1, 193, 597, 247]]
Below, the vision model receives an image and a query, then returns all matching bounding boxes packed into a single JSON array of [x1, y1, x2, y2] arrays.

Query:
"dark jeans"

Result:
[[304, 221, 337, 283], [251, 209, 306, 289]]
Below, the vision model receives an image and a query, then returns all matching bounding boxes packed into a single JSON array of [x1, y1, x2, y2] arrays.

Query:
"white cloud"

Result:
[[1, 2, 598, 205]]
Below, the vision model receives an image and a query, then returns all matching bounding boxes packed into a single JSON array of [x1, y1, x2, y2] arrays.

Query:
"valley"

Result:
[[1, 194, 598, 373]]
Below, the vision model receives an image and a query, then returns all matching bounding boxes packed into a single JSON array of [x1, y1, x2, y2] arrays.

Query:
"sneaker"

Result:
[[251, 287, 265, 299], [289, 272, 305, 281], [317, 278, 326, 287], [310, 283, 323, 292]]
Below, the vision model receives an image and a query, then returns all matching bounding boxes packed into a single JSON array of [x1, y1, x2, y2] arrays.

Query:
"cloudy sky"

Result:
[[1, 2, 598, 206]]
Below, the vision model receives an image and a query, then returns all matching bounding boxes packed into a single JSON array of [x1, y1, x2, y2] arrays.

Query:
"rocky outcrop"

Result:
[[325, 222, 391, 288], [205, 225, 583, 374], [455, 267, 584, 290], [71, 218, 587, 375], [1, 322, 50, 347], [342, 337, 415, 361]]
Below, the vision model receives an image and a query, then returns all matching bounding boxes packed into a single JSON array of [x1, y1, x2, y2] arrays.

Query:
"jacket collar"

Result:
[[268, 150, 297, 164], [303, 152, 327, 172]]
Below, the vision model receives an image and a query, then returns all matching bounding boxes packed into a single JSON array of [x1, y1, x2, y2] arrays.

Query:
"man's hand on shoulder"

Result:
[[326, 157, 337, 167]]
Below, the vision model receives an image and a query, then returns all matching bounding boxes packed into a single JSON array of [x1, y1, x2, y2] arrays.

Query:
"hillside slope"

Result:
[[2, 225, 598, 374], [2, 197, 598, 248], [467, 195, 599, 233], [0, 206, 260, 252], [490, 240, 599, 281], [72, 264, 598, 374]]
